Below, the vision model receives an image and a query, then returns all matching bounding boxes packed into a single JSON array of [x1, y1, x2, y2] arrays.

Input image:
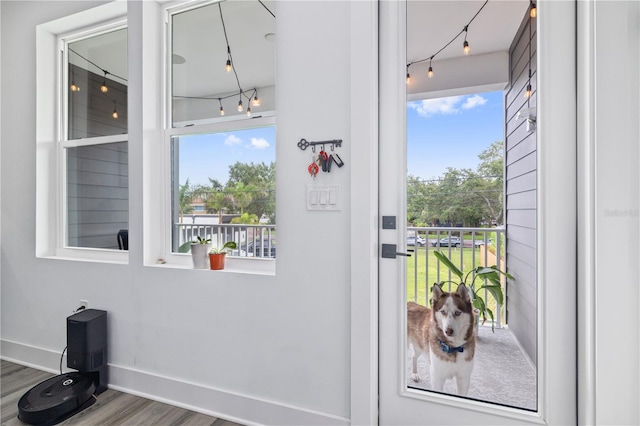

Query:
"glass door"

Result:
[[378, 1, 577, 424]]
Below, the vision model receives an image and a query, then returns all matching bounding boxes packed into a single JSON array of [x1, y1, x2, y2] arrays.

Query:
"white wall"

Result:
[[1, 1, 353, 424], [578, 1, 640, 425]]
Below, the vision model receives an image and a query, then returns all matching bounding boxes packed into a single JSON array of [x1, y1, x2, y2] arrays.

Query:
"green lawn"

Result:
[[406, 245, 504, 319]]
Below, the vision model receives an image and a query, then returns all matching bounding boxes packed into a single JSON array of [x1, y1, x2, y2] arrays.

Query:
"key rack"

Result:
[[297, 138, 342, 152]]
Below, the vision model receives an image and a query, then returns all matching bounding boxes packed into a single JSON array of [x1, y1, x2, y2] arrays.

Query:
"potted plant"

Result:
[[433, 250, 513, 331], [190, 236, 211, 269], [208, 241, 237, 270]]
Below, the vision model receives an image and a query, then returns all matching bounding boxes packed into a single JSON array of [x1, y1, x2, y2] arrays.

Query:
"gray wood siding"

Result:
[[67, 142, 128, 249], [505, 12, 537, 365]]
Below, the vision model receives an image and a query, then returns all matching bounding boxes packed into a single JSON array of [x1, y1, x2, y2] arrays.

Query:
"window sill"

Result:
[[146, 256, 276, 276], [39, 248, 129, 264]]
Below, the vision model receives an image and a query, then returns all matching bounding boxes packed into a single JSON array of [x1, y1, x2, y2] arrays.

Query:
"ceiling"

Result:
[[69, 0, 529, 100], [407, 0, 529, 65]]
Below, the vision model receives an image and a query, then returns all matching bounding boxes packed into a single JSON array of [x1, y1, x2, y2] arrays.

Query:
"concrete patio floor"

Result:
[[407, 325, 537, 411]]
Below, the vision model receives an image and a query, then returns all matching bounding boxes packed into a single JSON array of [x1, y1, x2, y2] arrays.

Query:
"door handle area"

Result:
[[381, 243, 413, 259]]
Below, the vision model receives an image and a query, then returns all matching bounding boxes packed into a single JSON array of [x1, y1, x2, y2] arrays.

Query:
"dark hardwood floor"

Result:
[[1, 360, 243, 426]]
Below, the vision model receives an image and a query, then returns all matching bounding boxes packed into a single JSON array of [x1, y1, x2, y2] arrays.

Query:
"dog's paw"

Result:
[[410, 373, 421, 382]]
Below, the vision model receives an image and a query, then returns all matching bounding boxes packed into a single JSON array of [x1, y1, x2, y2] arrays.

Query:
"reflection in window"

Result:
[[66, 142, 128, 249], [67, 28, 128, 139], [63, 26, 128, 250]]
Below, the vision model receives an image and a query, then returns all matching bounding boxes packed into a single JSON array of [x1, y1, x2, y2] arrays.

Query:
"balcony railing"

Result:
[[406, 226, 506, 328], [174, 223, 276, 258]]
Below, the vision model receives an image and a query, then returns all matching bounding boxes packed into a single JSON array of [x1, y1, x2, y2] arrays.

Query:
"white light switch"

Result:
[[307, 185, 340, 211]]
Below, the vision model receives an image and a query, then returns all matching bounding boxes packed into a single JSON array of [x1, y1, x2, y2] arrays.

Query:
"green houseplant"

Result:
[[190, 236, 211, 269], [433, 250, 513, 331], [208, 241, 237, 270]]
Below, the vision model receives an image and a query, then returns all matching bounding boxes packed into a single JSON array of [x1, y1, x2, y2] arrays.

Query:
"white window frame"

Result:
[[35, 2, 129, 263], [149, 1, 276, 275]]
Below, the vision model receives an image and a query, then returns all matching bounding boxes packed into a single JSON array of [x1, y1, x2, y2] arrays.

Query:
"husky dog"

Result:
[[407, 283, 476, 395]]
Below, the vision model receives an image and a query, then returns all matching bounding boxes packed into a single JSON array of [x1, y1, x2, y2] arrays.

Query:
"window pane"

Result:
[[68, 28, 128, 139], [171, 1, 275, 126], [66, 142, 128, 249], [171, 126, 276, 254]]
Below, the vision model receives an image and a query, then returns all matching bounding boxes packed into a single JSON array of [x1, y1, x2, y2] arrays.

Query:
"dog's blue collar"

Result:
[[439, 339, 464, 354]]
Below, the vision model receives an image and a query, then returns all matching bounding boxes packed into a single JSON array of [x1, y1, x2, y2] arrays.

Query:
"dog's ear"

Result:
[[456, 283, 471, 302], [432, 283, 443, 300]]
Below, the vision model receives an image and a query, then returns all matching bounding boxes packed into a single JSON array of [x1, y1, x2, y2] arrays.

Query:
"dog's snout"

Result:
[[445, 327, 454, 336]]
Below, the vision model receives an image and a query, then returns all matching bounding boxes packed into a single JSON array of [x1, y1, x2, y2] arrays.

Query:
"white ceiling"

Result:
[[407, 0, 529, 65], [69, 0, 528, 100]]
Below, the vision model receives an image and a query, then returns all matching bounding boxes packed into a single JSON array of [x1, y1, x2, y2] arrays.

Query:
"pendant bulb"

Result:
[[237, 99, 243, 112], [112, 101, 118, 119], [427, 66, 434, 78], [226, 59, 232, 73], [220, 106, 225, 116], [463, 40, 470, 55], [101, 81, 108, 93], [406, 72, 411, 84], [524, 83, 532, 98], [246, 106, 251, 117], [252, 95, 260, 107], [70, 81, 79, 92], [530, 2, 537, 18]]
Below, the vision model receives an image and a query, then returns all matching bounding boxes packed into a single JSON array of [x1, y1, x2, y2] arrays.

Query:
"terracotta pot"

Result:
[[209, 253, 226, 270]]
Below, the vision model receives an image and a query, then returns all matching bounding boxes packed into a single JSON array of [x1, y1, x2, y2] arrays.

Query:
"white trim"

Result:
[[576, 0, 596, 424], [536, 1, 577, 424], [1, 339, 349, 426], [349, 1, 378, 425]]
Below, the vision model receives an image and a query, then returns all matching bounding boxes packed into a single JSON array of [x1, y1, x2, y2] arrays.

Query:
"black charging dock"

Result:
[[18, 309, 108, 425]]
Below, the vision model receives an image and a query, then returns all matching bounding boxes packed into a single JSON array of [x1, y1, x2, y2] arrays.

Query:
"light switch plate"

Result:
[[307, 184, 340, 211]]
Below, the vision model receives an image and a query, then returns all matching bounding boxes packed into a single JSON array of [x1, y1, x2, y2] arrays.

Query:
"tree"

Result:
[[178, 179, 195, 222]]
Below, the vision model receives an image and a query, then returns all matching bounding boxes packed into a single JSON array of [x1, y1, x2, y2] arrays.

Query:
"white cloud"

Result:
[[250, 137, 270, 149], [408, 96, 463, 117], [462, 94, 487, 110], [224, 134, 242, 146]]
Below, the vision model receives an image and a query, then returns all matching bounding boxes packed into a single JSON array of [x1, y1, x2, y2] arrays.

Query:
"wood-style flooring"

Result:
[[1, 360, 243, 426]]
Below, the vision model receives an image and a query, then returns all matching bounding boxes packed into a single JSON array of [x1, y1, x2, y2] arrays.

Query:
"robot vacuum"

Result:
[[17, 309, 108, 425]]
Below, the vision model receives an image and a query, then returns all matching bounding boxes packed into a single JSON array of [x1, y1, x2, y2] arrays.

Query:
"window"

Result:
[[62, 26, 128, 251], [36, 1, 128, 261], [166, 0, 276, 265]]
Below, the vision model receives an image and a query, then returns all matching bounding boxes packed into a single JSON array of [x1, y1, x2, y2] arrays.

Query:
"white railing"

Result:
[[174, 223, 276, 258], [406, 226, 506, 328]]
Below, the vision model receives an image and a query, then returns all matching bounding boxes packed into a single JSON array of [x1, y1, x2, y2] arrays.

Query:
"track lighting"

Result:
[[112, 100, 118, 119]]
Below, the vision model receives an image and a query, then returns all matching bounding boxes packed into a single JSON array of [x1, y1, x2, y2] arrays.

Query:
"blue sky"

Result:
[[179, 90, 503, 186], [178, 125, 276, 186], [407, 90, 504, 180]]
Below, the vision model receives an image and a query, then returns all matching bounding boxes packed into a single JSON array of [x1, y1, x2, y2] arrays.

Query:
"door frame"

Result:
[[350, 0, 577, 424]]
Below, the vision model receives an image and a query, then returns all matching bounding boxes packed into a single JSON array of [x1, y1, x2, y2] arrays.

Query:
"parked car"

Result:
[[431, 236, 462, 247], [462, 239, 485, 248], [245, 238, 276, 258], [407, 235, 426, 247]]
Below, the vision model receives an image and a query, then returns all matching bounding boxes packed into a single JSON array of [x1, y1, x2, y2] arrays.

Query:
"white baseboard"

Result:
[[1, 339, 350, 426]]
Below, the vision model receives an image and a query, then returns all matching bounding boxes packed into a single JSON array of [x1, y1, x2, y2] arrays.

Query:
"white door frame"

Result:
[[350, 0, 577, 424]]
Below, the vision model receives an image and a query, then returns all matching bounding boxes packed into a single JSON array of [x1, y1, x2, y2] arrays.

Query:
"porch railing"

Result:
[[174, 223, 276, 258], [406, 226, 506, 328]]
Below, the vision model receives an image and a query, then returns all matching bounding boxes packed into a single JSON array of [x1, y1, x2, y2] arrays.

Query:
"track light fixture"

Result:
[[406, 0, 487, 83]]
